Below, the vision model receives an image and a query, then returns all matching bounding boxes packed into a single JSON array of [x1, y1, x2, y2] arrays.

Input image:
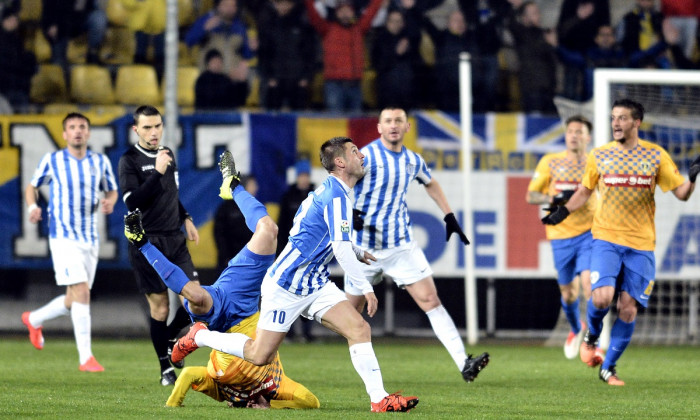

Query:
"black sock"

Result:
[[149, 317, 171, 372], [167, 306, 192, 340]]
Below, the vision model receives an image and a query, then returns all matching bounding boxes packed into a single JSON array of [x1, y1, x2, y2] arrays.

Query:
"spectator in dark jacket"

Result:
[[257, 0, 317, 111], [617, 0, 671, 69], [0, 6, 37, 112], [195, 49, 249, 110], [371, 9, 421, 111], [509, 1, 557, 114], [422, 8, 477, 112]]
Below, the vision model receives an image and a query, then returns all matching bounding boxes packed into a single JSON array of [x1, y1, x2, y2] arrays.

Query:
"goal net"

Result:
[[549, 69, 700, 345]]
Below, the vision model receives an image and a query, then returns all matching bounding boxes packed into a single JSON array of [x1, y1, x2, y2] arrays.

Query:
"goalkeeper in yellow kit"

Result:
[[165, 313, 319, 409]]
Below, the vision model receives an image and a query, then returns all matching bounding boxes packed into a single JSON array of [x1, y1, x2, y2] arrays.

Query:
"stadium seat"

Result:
[[106, 0, 130, 27], [42, 103, 80, 115], [245, 73, 260, 108], [166, 66, 199, 107], [19, 0, 42, 22], [101, 27, 135, 65], [115, 64, 161, 105], [30, 64, 68, 104], [178, 0, 196, 27], [361, 69, 377, 110], [70, 65, 116, 105], [67, 35, 88, 64], [32, 28, 52, 63]]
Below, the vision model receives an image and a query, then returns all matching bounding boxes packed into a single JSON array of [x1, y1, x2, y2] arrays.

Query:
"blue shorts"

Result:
[[185, 246, 275, 332], [589, 239, 655, 308], [551, 231, 592, 286]]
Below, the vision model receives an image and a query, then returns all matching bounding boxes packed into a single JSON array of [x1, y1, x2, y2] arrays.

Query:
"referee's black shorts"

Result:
[[128, 233, 199, 294]]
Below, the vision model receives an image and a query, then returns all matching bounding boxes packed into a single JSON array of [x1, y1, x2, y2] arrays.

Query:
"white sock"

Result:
[[71, 302, 92, 364], [30, 295, 70, 327], [196, 330, 248, 359], [349, 342, 388, 403], [426, 305, 467, 371]]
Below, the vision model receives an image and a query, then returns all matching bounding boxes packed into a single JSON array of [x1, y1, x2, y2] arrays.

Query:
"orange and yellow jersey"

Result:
[[582, 140, 685, 251], [528, 151, 596, 240], [206, 312, 284, 405]]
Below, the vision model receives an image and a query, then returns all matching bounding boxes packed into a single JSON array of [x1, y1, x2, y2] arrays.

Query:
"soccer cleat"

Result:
[[580, 330, 603, 367], [168, 339, 185, 369], [171, 322, 208, 364], [564, 321, 587, 360], [160, 367, 177, 386], [124, 209, 147, 248], [79, 356, 104, 372], [370, 392, 419, 413], [21, 311, 44, 350], [218, 150, 241, 200], [461, 352, 490, 382], [599, 366, 625, 386]]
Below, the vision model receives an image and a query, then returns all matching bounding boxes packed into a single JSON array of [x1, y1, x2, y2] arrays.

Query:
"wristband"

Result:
[[28, 203, 39, 213]]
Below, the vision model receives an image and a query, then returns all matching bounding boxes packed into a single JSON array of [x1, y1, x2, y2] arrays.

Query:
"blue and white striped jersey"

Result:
[[353, 139, 432, 250], [31, 149, 118, 244], [267, 175, 354, 296]]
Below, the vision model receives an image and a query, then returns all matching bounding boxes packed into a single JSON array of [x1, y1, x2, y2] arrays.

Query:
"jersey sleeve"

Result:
[[30, 153, 52, 187], [100, 155, 118, 192], [415, 153, 432, 185], [581, 151, 600, 190], [527, 154, 551, 193], [323, 194, 353, 242], [656, 148, 685, 192], [165, 366, 221, 407]]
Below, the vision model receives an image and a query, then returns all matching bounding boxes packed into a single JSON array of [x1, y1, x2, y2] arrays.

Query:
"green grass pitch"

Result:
[[2, 336, 699, 419]]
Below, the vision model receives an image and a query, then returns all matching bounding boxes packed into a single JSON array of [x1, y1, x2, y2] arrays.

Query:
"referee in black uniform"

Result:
[[118, 105, 199, 386]]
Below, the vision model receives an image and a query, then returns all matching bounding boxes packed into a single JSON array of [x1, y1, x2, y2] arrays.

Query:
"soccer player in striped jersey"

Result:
[[22, 112, 118, 372], [348, 107, 488, 383], [118, 105, 200, 386], [543, 99, 700, 385], [169, 140, 419, 412], [527, 115, 598, 360]]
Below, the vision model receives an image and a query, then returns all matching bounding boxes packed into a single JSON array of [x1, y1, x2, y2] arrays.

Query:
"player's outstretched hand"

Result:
[[352, 209, 365, 231], [689, 155, 700, 183], [444, 213, 470, 245], [551, 190, 575, 206], [542, 206, 570, 225]]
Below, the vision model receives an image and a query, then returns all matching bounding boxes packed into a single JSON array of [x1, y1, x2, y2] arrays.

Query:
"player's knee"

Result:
[[257, 216, 278, 242]]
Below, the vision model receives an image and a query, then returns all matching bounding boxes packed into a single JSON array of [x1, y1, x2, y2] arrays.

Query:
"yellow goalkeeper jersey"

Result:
[[529, 151, 596, 240], [582, 140, 685, 251]]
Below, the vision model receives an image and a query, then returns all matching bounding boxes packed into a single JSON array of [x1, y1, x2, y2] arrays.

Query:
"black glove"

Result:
[[352, 209, 365, 231], [444, 213, 470, 245], [689, 155, 700, 183], [541, 206, 570, 225], [551, 190, 575, 206]]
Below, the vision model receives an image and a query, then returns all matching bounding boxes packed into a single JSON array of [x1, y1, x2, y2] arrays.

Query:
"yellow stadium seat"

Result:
[[42, 103, 81, 115], [361, 69, 377, 110], [33, 29, 52, 63], [70, 65, 116, 104], [179, 0, 196, 27], [67, 35, 88, 64], [101, 27, 135, 65], [30, 64, 68, 104], [166, 66, 199, 107], [245, 73, 260, 108], [20, 0, 42, 22], [115, 64, 161, 105], [106, 0, 130, 27]]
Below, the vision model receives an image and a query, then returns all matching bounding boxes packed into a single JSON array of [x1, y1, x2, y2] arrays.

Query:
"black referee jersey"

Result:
[[118, 143, 187, 235]]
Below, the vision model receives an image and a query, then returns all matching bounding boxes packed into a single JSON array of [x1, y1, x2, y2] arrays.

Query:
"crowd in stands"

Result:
[[1, 0, 699, 115]]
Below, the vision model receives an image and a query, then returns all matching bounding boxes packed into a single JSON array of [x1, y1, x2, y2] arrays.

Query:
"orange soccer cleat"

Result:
[[21, 311, 44, 350], [171, 322, 208, 364], [79, 356, 104, 372], [370, 392, 419, 413]]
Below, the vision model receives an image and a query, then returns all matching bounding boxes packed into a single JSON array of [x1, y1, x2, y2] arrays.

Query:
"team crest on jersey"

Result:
[[406, 163, 417, 175], [340, 220, 350, 233], [638, 160, 651, 173]]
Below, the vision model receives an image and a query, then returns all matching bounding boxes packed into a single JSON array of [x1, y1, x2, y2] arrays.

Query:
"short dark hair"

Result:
[[612, 98, 644, 121], [133, 105, 162, 126], [62, 112, 90, 130], [320, 136, 353, 172], [565, 115, 592, 133], [204, 48, 223, 64]]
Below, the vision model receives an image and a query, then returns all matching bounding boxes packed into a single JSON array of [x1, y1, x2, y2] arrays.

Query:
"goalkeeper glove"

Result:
[[689, 155, 700, 183], [541, 206, 570, 225], [352, 209, 365, 231], [444, 213, 470, 245]]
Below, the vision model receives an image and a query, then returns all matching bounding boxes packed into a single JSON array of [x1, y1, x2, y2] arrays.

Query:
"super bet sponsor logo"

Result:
[[603, 174, 653, 188]]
